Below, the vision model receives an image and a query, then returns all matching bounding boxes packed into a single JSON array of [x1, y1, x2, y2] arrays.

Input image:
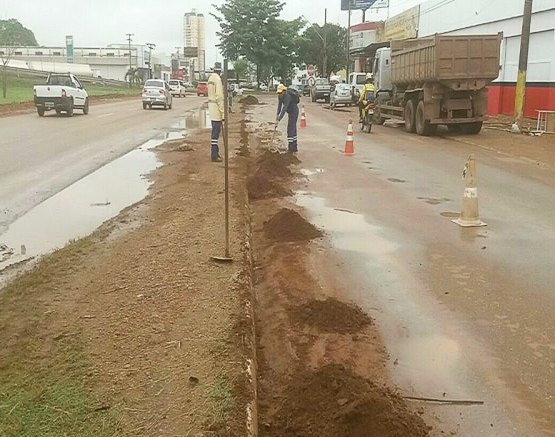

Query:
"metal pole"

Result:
[[323, 8, 327, 78], [223, 59, 230, 259], [126, 33, 133, 88], [514, 0, 533, 127], [347, 3, 351, 80]]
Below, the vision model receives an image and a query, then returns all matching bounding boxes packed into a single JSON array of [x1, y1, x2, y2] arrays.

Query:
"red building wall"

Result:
[[488, 83, 555, 118]]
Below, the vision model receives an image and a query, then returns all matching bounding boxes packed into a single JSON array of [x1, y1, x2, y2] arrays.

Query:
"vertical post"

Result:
[[514, 0, 533, 126], [323, 8, 328, 78], [347, 2, 351, 80], [362, 9, 366, 22], [126, 33, 133, 88], [223, 59, 230, 259]]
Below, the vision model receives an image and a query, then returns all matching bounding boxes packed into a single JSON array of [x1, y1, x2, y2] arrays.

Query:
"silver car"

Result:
[[330, 83, 353, 110], [142, 79, 173, 110]]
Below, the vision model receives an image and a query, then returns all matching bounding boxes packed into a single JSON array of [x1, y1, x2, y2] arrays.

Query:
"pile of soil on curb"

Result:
[[255, 150, 294, 178], [240, 95, 260, 105], [265, 364, 430, 437], [264, 208, 323, 242], [247, 174, 292, 200], [290, 298, 373, 334], [247, 149, 298, 200]]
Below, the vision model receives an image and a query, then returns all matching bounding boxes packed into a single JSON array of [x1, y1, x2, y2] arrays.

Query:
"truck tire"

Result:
[[415, 100, 436, 136], [143, 102, 147, 110], [83, 99, 89, 115], [404, 100, 416, 133], [37, 107, 45, 117], [460, 121, 483, 135], [374, 107, 386, 125]]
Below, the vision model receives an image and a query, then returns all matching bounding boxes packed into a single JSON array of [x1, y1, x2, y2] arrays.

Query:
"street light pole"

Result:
[[146, 43, 156, 79], [323, 8, 327, 78], [346, 2, 351, 81], [514, 0, 533, 127], [126, 33, 134, 88]]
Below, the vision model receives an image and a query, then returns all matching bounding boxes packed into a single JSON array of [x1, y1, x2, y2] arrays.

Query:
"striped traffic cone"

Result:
[[300, 105, 307, 128], [452, 154, 487, 227], [344, 120, 354, 156]]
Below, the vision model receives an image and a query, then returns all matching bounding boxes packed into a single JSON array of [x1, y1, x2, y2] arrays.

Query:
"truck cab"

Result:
[[373, 48, 392, 95]]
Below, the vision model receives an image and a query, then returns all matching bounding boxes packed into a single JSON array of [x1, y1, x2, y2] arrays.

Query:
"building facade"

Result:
[[183, 10, 206, 76]]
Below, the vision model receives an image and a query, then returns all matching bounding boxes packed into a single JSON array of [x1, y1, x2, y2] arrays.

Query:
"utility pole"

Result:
[[346, 2, 352, 81], [323, 8, 327, 78], [146, 43, 156, 79], [126, 33, 133, 88], [514, 0, 533, 127]]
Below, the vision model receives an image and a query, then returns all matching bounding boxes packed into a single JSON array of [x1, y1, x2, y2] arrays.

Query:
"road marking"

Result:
[[96, 113, 114, 119]]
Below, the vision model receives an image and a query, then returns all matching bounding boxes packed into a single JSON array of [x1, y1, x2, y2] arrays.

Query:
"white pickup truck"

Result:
[[33, 73, 89, 117]]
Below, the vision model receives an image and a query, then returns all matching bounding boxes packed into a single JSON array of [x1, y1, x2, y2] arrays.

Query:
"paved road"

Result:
[[255, 98, 555, 435], [0, 96, 206, 233]]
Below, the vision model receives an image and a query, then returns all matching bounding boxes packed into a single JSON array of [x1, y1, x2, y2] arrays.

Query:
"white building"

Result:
[[184, 10, 206, 75], [0, 44, 148, 81]]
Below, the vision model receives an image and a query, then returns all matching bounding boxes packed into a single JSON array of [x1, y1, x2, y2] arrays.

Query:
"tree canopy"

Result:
[[298, 23, 347, 76], [0, 19, 38, 46]]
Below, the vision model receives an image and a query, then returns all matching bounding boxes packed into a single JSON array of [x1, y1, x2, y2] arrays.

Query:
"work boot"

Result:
[[211, 156, 223, 162]]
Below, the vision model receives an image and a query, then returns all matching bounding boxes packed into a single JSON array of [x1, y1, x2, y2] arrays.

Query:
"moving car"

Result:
[[33, 73, 89, 117], [142, 79, 173, 110], [168, 80, 186, 97], [330, 83, 352, 110], [310, 78, 332, 103], [196, 82, 208, 97]]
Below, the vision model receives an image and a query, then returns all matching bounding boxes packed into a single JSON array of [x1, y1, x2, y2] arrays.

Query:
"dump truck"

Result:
[[373, 33, 502, 135]]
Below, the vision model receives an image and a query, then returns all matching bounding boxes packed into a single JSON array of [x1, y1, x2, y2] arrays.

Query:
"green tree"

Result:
[[0, 19, 38, 98], [298, 23, 347, 77], [232, 58, 249, 81], [212, 0, 301, 85]]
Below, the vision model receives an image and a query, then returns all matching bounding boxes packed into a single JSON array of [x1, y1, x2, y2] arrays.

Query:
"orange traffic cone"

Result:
[[300, 105, 307, 128], [452, 154, 487, 227], [344, 120, 354, 156]]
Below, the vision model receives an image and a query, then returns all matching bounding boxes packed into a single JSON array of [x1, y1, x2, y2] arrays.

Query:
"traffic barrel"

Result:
[[300, 105, 307, 128]]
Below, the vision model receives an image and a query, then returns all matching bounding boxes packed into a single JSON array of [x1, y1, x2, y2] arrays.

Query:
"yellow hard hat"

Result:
[[277, 84, 287, 94]]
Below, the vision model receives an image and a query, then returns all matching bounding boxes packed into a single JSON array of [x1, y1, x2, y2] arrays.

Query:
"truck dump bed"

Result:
[[391, 33, 502, 87]]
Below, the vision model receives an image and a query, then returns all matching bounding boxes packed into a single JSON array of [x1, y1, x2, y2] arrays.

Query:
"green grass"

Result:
[[0, 71, 138, 105], [208, 376, 235, 426]]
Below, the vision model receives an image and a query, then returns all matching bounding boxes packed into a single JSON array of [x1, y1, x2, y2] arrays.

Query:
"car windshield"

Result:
[[198, 82, 207, 86], [48, 75, 73, 87], [315, 79, 329, 85], [335, 84, 350, 91], [145, 80, 164, 88], [169, 81, 178, 85], [356, 75, 366, 85]]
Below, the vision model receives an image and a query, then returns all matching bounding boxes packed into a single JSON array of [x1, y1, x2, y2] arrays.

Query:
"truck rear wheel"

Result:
[[460, 121, 483, 135], [415, 100, 436, 136], [37, 107, 45, 117], [404, 100, 416, 133]]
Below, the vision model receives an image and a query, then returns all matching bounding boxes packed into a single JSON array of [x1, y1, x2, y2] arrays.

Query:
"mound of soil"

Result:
[[266, 364, 430, 437], [255, 150, 294, 178], [264, 209, 323, 242], [240, 95, 260, 105], [247, 174, 292, 200], [290, 298, 373, 334]]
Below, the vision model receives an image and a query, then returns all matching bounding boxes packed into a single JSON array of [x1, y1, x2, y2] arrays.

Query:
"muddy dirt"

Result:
[[240, 95, 260, 105], [265, 364, 429, 437], [247, 174, 292, 200], [247, 149, 297, 200], [263, 208, 323, 242], [290, 298, 373, 335]]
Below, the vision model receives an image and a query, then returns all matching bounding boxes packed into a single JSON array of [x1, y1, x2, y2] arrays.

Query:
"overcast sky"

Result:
[[0, 0, 421, 65]]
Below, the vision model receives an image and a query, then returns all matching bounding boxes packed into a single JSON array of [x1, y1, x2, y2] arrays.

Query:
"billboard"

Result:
[[66, 35, 74, 64], [369, 0, 389, 8], [384, 5, 420, 41], [183, 47, 199, 58], [341, 0, 378, 10]]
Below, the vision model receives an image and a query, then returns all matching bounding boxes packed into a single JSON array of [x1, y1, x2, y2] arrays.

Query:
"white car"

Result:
[[33, 73, 89, 117], [168, 79, 186, 97], [142, 79, 173, 110]]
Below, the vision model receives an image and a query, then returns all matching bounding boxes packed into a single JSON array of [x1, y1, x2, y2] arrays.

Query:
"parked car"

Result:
[[330, 83, 353, 110], [196, 82, 208, 97], [310, 78, 332, 103], [232, 83, 244, 96], [259, 83, 268, 91], [142, 79, 173, 110], [33, 73, 89, 117], [349, 72, 368, 102], [168, 79, 186, 97]]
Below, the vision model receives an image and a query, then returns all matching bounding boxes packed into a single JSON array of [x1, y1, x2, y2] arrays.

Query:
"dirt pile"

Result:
[[265, 364, 430, 437], [240, 95, 260, 105], [263, 208, 323, 242], [247, 150, 298, 200], [290, 298, 373, 334]]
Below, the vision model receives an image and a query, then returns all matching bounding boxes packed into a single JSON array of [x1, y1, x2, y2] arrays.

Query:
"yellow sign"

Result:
[[384, 5, 420, 41]]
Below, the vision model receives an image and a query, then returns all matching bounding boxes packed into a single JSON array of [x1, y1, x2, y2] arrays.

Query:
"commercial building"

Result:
[[350, 0, 555, 117], [183, 10, 206, 76], [0, 44, 148, 82]]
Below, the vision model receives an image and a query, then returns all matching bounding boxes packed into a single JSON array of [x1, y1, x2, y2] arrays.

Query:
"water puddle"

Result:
[[182, 106, 211, 130], [0, 138, 162, 272], [299, 168, 325, 177]]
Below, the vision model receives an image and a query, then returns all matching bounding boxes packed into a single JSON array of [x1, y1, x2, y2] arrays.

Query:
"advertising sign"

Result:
[[369, 0, 389, 8], [341, 0, 377, 10], [183, 47, 199, 58], [384, 5, 420, 41], [66, 35, 74, 64]]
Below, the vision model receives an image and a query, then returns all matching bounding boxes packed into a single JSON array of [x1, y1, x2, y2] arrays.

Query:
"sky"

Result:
[[0, 0, 422, 66]]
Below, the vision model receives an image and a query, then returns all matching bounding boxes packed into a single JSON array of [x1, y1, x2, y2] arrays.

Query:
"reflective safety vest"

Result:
[[359, 83, 375, 102]]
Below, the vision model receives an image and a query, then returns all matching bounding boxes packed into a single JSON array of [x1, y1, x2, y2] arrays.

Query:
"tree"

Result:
[[232, 58, 249, 82], [298, 23, 347, 78], [0, 19, 38, 98], [213, 0, 301, 86]]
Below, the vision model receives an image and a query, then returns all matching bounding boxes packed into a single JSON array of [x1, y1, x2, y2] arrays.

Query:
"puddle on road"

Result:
[[299, 168, 325, 177], [0, 138, 162, 272], [181, 106, 211, 130]]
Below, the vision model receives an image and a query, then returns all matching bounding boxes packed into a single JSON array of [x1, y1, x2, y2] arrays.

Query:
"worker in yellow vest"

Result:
[[358, 73, 375, 123]]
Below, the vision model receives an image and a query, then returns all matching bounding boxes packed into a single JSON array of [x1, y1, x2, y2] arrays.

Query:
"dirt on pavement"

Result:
[[245, 119, 431, 436]]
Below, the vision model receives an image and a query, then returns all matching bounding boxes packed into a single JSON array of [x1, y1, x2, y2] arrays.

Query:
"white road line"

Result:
[[96, 113, 115, 119]]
